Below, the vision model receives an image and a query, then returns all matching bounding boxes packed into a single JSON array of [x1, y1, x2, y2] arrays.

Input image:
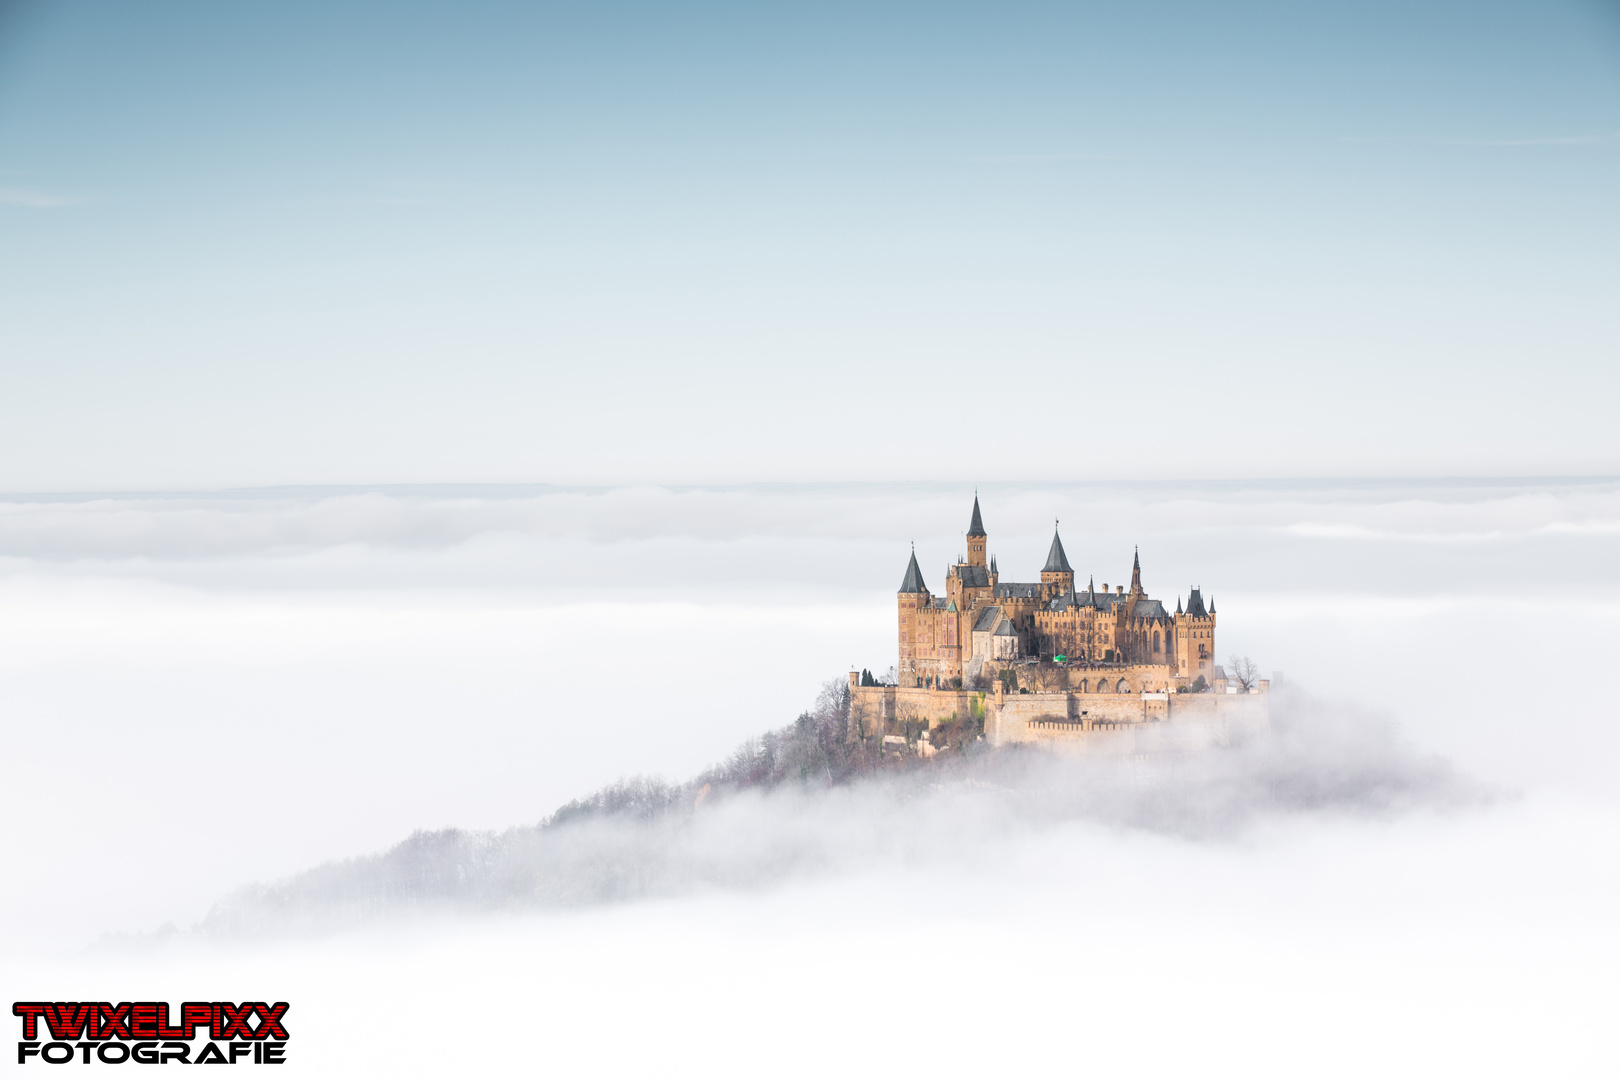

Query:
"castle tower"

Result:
[[1129, 547, 1143, 597], [1039, 524, 1074, 595], [897, 547, 929, 687], [966, 495, 987, 568], [1173, 586, 1216, 682]]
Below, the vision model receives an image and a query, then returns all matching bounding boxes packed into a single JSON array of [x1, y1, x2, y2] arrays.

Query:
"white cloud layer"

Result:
[[2, 478, 1617, 1075]]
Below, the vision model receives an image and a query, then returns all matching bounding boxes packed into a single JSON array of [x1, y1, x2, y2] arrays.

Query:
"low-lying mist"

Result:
[[196, 682, 1485, 939], [9, 478, 1616, 951]]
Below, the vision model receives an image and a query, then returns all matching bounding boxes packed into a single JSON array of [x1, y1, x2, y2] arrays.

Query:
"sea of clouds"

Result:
[[3, 479, 1618, 1075]]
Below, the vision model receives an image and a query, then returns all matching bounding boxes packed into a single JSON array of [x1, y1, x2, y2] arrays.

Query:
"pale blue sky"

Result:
[[2, 0, 1617, 488]]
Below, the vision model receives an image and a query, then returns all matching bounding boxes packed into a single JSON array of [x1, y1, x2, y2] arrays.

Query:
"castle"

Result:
[[899, 495, 1216, 692], [850, 496, 1268, 750]]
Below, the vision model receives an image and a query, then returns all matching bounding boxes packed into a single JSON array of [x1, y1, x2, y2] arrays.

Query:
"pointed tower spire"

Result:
[[1042, 524, 1072, 573], [899, 544, 928, 594], [1176, 595, 1184, 614], [1039, 521, 1074, 594], [965, 494, 988, 567], [966, 494, 986, 538], [1130, 546, 1142, 592]]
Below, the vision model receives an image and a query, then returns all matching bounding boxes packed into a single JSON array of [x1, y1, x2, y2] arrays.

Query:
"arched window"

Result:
[[1153, 630, 1161, 651], [1079, 679, 1089, 693], [1116, 679, 1130, 693]]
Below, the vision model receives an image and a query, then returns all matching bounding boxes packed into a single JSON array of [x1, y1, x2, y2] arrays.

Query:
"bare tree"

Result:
[[1227, 654, 1260, 691]]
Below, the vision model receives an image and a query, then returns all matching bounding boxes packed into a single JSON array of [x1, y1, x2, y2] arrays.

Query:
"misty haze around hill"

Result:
[[192, 678, 1484, 939], [5, 480, 1615, 1078], [6, 0, 1620, 1071]]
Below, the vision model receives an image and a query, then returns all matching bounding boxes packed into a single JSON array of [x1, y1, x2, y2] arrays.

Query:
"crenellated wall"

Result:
[[847, 680, 982, 738], [848, 671, 1269, 752], [985, 684, 1268, 747]]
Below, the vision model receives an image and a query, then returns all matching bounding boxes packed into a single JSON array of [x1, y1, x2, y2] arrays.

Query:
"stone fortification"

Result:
[[848, 673, 1269, 753], [865, 495, 1267, 751]]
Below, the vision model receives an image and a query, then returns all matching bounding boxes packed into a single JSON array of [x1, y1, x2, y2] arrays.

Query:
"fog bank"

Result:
[[194, 685, 1483, 939], [2, 478, 1616, 953]]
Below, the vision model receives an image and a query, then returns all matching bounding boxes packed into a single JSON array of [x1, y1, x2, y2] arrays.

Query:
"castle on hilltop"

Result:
[[850, 495, 1268, 751], [898, 494, 1216, 693]]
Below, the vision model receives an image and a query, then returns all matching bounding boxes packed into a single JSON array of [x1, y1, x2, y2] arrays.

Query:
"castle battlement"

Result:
[[865, 496, 1266, 750]]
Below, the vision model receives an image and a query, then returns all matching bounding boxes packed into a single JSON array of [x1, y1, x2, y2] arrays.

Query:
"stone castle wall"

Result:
[[985, 685, 1269, 750], [848, 683, 981, 739], [848, 672, 1269, 751]]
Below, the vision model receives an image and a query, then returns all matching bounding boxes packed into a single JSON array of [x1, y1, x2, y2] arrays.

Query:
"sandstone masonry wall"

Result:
[[850, 672, 1269, 753]]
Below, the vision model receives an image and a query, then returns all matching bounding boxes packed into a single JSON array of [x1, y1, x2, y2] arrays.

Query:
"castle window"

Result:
[[1153, 631, 1161, 651]]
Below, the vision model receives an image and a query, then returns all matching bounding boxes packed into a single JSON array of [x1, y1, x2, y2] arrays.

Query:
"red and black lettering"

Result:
[[14, 998, 291, 1053], [11, 1003, 46, 1041], [250, 1002, 290, 1040], [95, 1002, 132, 1039]]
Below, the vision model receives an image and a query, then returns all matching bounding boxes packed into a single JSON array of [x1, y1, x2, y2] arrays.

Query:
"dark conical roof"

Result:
[[899, 549, 929, 594], [1043, 529, 1073, 573], [967, 496, 986, 538], [1186, 588, 1207, 618]]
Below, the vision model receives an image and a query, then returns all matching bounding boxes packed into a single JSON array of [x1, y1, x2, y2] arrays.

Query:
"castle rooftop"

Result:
[[1042, 528, 1073, 573], [899, 549, 928, 594]]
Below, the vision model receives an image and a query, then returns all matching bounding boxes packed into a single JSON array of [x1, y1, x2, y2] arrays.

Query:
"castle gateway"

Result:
[[851, 496, 1267, 749]]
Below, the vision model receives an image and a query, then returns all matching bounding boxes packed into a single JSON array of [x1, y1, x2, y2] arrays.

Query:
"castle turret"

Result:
[[897, 547, 930, 687], [899, 548, 928, 594], [966, 495, 987, 568], [1129, 547, 1143, 597], [1039, 524, 1074, 596], [1173, 586, 1216, 683]]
